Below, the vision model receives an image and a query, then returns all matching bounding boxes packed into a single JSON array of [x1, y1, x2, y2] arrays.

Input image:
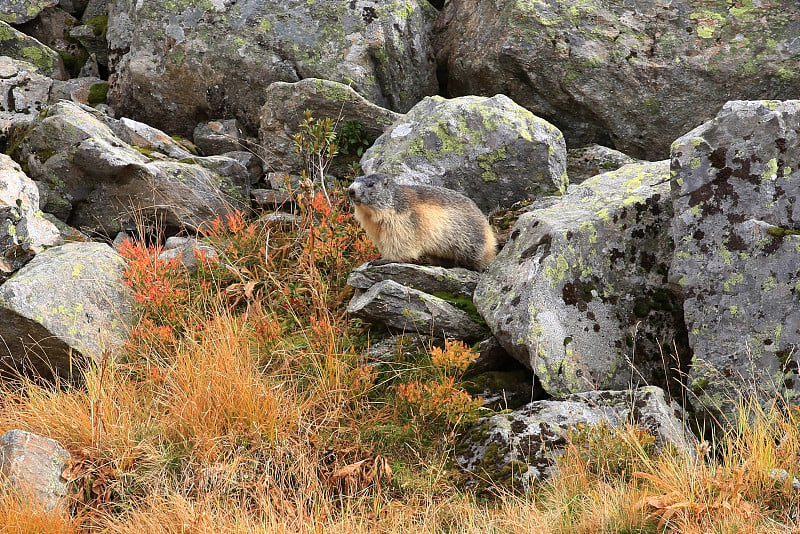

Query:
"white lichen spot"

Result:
[[391, 123, 414, 139]]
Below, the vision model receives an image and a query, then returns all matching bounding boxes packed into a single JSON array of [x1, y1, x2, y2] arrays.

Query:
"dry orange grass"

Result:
[[0, 488, 84, 534], [154, 314, 293, 459]]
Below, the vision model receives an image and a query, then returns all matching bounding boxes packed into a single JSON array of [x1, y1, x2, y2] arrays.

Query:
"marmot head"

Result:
[[347, 173, 395, 209]]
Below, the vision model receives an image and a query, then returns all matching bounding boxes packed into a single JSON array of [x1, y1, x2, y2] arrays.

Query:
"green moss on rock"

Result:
[[87, 82, 109, 106], [86, 15, 109, 37]]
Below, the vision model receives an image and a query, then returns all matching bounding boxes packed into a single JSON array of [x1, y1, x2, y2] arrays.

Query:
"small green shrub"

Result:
[[292, 109, 338, 203], [337, 120, 374, 158]]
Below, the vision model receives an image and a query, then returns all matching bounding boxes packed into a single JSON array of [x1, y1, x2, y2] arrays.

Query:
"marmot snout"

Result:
[[348, 173, 497, 271]]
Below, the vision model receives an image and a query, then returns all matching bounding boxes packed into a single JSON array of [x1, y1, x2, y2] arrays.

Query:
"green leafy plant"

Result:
[[292, 109, 338, 205], [337, 120, 374, 158]]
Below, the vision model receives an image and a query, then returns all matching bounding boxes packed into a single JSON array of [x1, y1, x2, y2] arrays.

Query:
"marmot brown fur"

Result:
[[347, 173, 497, 271]]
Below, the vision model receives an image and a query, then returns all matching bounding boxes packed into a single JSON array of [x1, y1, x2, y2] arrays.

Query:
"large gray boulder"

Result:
[[0, 20, 67, 80], [0, 0, 57, 24], [0, 242, 133, 381], [670, 100, 800, 420], [12, 100, 249, 235], [475, 161, 688, 397], [0, 430, 70, 513], [435, 0, 800, 160], [107, 0, 438, 136], [0, 154, 62, 278], [361, 94, 567, 213], [258, 78, 401, 175], [16, 5, 91, 77], [456, 387, 694, 490]]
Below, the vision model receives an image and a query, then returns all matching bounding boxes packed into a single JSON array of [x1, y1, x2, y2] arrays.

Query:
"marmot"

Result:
[[347, 173, 497, 271]]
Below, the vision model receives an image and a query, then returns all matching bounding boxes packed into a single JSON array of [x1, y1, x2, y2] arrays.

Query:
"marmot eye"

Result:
[[366, 181, 374, 187]]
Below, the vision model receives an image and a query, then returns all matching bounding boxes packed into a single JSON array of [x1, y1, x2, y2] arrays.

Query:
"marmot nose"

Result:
[[347, 186, 356, 197]]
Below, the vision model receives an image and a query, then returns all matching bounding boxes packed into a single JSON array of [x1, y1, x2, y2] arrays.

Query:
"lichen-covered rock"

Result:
[[348, 279, 487, 342], [258, 78, 401, 175], [475, 161, 689, 397], [12, 100, 249, 235], [107, 0, 437, 136], [0, 20, 67, 80], [361, 94, 567, 213], [0, 430, 70, 513], [0, 56, 53, 121], [670, 100, 800, 420], [41, 211, 89, 244], [14, 99, 146, 221], [347, 261, 480, 299], [0, 154, 62, 278], [567, 144, 637, 184], [16, 5, 88, 77], [435, 0, 800, 160], [456, 386, 693, 490], [68, 158, 250, 234], [0, 0, 57, 24], [0, 242, 133, 381]]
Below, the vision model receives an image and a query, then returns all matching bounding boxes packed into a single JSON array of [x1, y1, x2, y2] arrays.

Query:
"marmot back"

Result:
[[347, 173, 497, 271]]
